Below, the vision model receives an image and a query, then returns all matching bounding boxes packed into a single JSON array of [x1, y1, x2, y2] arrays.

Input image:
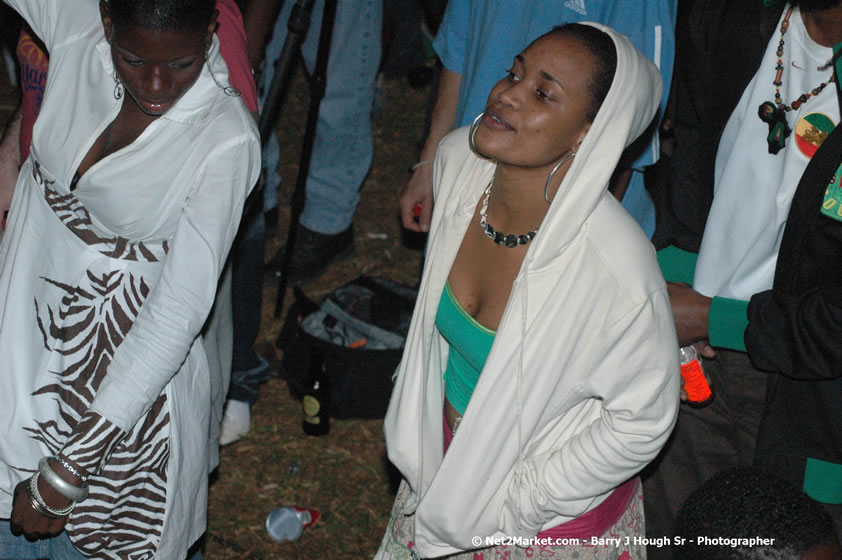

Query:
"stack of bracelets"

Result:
[[26, 456, 89, 518]]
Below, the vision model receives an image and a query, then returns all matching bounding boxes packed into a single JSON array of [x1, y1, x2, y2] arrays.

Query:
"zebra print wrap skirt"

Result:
[[0, 159, 211, 560]]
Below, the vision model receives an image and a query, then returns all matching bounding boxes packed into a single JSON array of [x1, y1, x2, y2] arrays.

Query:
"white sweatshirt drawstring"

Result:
[[515, 267, 528, 525]]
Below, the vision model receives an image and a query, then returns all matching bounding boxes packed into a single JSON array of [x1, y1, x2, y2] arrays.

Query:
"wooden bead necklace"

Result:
[[758, 7, 834, 155]]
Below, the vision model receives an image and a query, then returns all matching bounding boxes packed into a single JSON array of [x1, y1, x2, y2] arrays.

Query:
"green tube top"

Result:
[[436, 281, 496, 415]]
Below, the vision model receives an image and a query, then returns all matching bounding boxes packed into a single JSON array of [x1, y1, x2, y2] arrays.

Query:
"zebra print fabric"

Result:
[[39, 176, 169, 262], [14, 175, 174, 559]]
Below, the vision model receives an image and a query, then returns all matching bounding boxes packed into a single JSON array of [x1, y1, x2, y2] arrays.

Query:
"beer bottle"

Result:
[[302, 346, 330, 435]]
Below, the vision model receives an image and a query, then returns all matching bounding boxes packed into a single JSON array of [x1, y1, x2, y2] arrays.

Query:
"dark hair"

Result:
[[104, 0, 216, 32], [546, 23, 617, 122], [673, 467, 840, 560], [789, 0, 842, 12]]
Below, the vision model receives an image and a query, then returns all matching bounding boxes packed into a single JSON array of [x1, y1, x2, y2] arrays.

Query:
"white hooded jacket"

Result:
[[382, 24, 680, 558]]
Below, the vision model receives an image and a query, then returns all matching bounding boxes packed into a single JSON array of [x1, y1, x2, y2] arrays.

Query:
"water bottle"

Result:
[[679, 345, 713, 407], [265, 506, 321, 542]]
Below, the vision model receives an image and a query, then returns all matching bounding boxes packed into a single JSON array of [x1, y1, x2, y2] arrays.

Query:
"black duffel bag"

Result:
[[278, 276, 418, 419]]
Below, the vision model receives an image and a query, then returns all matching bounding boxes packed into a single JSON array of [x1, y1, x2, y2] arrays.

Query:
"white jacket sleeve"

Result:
[[3, 0, 96, 53], [59, 132, 259, 473]]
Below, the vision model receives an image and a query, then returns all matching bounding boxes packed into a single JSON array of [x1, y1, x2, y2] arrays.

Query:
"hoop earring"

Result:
[[113, 70, 124, 100], [543, 151, 576, 204], [469, 112, 487, 157], [206, 57, 241, 98]]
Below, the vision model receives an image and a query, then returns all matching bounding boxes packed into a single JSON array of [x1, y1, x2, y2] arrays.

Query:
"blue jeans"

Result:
[[0, 520, 203, 560], [229, 201, 270, 405], [261, 0, 383, 234], [0, 520, 85, 560]]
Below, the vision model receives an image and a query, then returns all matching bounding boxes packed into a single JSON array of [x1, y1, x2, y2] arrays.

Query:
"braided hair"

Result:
[[790, 0, 842, 12]]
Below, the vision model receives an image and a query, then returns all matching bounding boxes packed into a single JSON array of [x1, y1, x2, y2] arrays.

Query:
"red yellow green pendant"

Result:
[[758, 7, 834, 155]]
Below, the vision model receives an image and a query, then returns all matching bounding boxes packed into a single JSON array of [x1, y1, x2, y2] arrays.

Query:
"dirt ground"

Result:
[[0, 16, 430, 559]]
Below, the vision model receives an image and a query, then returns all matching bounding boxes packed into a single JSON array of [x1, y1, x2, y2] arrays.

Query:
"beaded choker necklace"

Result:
[[478, 177, 538, 248], [758, 7, 835, 155]]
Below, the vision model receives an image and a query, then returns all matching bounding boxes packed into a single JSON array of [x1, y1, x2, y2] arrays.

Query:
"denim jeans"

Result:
[[0, 520, 85, 560], [0, 520, 205, 560], [260, 0, 383, 234], [228, 200, 269, 405]]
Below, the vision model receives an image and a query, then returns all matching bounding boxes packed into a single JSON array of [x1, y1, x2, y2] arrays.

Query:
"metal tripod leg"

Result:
[[270, 0, 339, 318], [259, 0, 316, 143]]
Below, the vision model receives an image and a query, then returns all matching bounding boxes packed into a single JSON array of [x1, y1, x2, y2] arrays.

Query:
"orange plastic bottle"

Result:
[[679, 345, 713, 406]]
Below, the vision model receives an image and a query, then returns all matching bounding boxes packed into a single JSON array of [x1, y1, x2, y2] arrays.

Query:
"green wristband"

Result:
[[804, 458, 842, 504], [656, 246, 697, 284], [708, 296, 748, 351]]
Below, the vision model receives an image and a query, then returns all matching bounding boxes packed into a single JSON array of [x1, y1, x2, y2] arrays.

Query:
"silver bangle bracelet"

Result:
[[55, 455, 88, 483], [409, 159, 433, 172], [28, 493, 62, 519], [28, 472, 75, 518], [38, 456, 89, 502]]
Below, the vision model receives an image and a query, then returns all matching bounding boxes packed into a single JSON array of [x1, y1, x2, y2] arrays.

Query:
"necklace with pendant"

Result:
[[478, 176, 538, 248], [758, 7, 834, 155]]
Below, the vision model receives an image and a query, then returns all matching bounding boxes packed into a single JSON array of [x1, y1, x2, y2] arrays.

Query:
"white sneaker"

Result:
[[219, 399, 251, 446]]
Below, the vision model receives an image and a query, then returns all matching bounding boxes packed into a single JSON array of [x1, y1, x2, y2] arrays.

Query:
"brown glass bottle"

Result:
[[302, 346, 330, 436]]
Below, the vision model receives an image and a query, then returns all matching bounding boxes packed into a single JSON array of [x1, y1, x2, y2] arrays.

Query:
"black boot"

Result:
[[266, 224, 354, 280]]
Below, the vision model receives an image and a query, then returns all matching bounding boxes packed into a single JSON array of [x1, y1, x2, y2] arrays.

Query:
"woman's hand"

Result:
[[667, 281, 712, 347], [10, 477, 70, 540], [400, 164, 434, 232], [10, 456, 87, 539], [678, 340, 716, 402]]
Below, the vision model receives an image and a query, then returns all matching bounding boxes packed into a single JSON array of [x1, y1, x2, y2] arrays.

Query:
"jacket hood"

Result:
[[527, 23, 662, 269]]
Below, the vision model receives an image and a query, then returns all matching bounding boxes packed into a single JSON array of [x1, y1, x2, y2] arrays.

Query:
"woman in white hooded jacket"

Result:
[[377, 23, 680, 560]]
